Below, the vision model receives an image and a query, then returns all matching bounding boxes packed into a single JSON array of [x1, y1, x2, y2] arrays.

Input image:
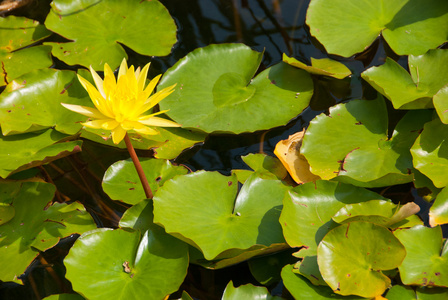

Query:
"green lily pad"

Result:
[[333, 200, 422, 228], [294, 256, 327, 286], [280, 180, 386, 257], [102, 158, 188, 205], [119, 199, 154, 232], [0, 69, 92, 135], [281, 264, 364, 299], [158, 43, 313, 133], [221, 281, 281, 300], [395, 225, 448, 287], [411, 117, 448, 188], [0, 181, 96, 283], [306, 0, 448, 57], [434, 85, 448, 124], [153, 171, 289, 260], [43, 294, 85, 300], [318, 222, 405, 298], [248, 249, 297, 286], [0, 16, 52, 86], [44, 0, 177, 70], [387, 285, 448, 300], [232, 153, 287, 183], [362, 49, 448, 109], [0, 202, 14, 225], [301, 96, 432, 186], [65, 228, 189, 300], [0, 129, 82, 178], [430, 186, 448, 227], [283, 54, 351, 79]]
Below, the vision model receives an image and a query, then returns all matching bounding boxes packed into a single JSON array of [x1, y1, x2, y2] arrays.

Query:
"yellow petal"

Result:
[[117, 58, 128, 79], [101, 120, 119, 130], [137, 63, 150, 91], [103, 63, 117, 99], [145, 83, 176, 107], [133, 125, 159, 135], [142, 74, 161, 100], [139, 116, 181, 127], [111, 126, 127, 144], [89, 66, 106, 98], [61, 103, 107, 119], [82, 119, 109, 129], [77, 75, 113, 117]]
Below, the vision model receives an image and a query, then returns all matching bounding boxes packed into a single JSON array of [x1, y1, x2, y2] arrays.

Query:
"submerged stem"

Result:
[[124, 133, 153, 199]]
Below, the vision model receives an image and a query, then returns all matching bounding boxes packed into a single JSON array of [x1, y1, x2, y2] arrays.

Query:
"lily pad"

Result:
[[248, 249, 297, 286], [283, 54, 351, 79], [0, 202, 14, 225], [153, 171, 289, 260], [411, 117, 448, 188], [221, 281, 281, 300], [395, 225, 448, 287], [281, 264, 364, 299], [0, 181, 96, 283], [362, 49, 448, 109], [232, 153, 287, 183], [65, 228, 189, 300], [0, 129, 82, 178], [306, 0, 448, 57], [43, 294, 85, 300], [318, 222, 406, 298], [102, 158, 188, 205], [301, 96, 432, 186], [280, 180, 386, 257], [332, 200, 422, 228], [44, 0, 177, 70], [387, 285, 448, 300], [294, 256, 327, 286], [0, 69, 92, 136], [158, 43, 313, 133], [429, 186, 448, 227], [274, 129, 321, 184], [434, 85, 448, 124], [119, 199, 154, 232], [0, 16, 52, 86]]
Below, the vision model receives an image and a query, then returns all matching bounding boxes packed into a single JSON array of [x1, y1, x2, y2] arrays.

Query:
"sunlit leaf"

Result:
[[221, 281, 281, 300], [280, 180, 386, 257], [434, 85, 448, 124], [158, 43, 313, 133], [430, 186, 448, 227], [318, 222, 405, 298], [232, 153, 287, 183], [386, 285, 448, 300], [0, 129, 82, 179], [362, 49, 448, 109], [306, 0, 448, 57], [301, 96, 432, 186], [153, 171, 289, 260], [283, 54, 351, 79], [395, 225, 448, 287], [45, 0, 177, 70], [0, 69, 92, 135], [0, 181, 96, 283], [274, 129, 321, 184], [103, 158, 188, 205], [65, 228, 189, 300], [411, 117, 448, 188]]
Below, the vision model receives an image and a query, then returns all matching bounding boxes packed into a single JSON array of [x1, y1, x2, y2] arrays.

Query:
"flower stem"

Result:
[[124, 133, 153, 199]]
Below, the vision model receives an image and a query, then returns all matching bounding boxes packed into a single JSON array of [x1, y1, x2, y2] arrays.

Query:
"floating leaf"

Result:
[[434, 85, 448, 124], [153, 171, 289, 260], [0, 129, 82, 178], [280, 180, 386, 257], [0, 16, 52, 86], [294, 256, 327, 286], [318, 222, 405, 298], [43, 294, 85, 300], [332, 200, 421, 228], [158, 43, 313, 133], [0, 203, 14, 225], [248, 249, 297, 286], [301, 96, 432, 187], [44, 0, 177, 70], [395, 225, 448, 287], [103, 158, 188, 205], [0, 181, 96, 283], [0, 69, 92, 136], [65, 228, 188, 300], [430, 186, 448, 227], [281, 264, 364, 299], [411, 117, 448, 188], [221, 281, 281, 300], [306, 0, 448, 57], [274, 129, 321, 184], [362, 49, 448, 109], [232, 153, 287, 183], [387, 285, 448, 300], [283, 54, 351, 79]]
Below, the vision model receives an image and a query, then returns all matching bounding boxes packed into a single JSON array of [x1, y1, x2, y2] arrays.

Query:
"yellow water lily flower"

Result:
[[62, 59, 180, 144]]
